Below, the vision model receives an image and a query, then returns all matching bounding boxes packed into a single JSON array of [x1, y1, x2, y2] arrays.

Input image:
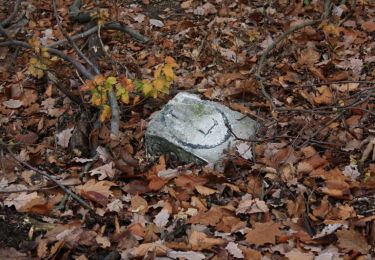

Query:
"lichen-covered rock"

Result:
[[145, 92, 258, 164]]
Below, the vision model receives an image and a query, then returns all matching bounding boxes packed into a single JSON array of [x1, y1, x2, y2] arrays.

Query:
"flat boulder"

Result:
[[145, 92, 258, 164]]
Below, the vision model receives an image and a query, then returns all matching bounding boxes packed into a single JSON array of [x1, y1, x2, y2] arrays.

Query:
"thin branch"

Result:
[[254, 0, 332, 110], [0, 24, 11, 39], [0, 0, 22, 27], [293, 80, 375, 89], [0, 40, 94, 79], [45, 22, 149, 48], [0, 183, 80, 194], [52, 0, 100, 75], [2, 143, 94, 212], [104, 22, 150, 43], [298, 112, 343, 149], [46, 71, 82, 105], [46, 25, 98, 48], [107, 89, 120, 138]]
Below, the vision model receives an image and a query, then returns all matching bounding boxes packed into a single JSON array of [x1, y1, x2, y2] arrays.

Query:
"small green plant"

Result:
[[80, 56, 178, 122]]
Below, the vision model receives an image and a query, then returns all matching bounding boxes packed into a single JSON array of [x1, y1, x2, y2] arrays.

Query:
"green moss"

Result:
[[190, 103, 211, 117]]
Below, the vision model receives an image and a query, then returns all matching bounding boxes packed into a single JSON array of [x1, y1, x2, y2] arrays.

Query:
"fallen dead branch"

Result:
[[255, 0, 333, 111], [0, 0, 22, 27], [1, 142, 94, 212], [52, 0, 100, 75], [0, 40, 94, 79]]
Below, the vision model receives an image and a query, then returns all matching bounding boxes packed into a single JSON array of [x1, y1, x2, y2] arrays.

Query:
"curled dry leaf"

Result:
[[131, 241, 168, 257], [153, 208, 170, 229], [4, 192, 46, 212], [89, 162, 115, 180], [167, 250, 205, 260], [106, 199, 123, 213], [2, 99, 23, 108], [96, 235, 111, 248], [195, 184, 217, 196], [225, 242, 244, 258], [130, 194, 148, 214], [313, 86, 333, 105], [56, 128, 74, 148]]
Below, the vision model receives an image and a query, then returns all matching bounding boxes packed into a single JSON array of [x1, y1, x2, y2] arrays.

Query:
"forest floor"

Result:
[[1, 0, 375, 259]]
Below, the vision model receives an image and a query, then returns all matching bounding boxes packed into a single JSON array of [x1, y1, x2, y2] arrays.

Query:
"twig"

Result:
[[46, 22, 149, 49], [52, 0, 100, 75], [46, 71, 82, 105], [46, 25, 99, 48], [0, 24, 11, 39], [1, 142, 94, 212], [107, 89, 120, 138], [296, 80, 375, 89], [104, 22, 149, 43], [0, 183, 80, 193], [0, 40, 94, 79], [298, 112, 343, 149], [255, 0, 332, 110], [0, 0, 22, 27], [256, 19, 320, 75]]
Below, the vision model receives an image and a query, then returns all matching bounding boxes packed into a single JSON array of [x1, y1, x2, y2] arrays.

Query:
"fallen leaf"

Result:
[[225, 242, 244, 258], [106, 199, 123, 213], [189, 230, 225, 250], [337, 228, 370, 254], [96, 235, 111, 248], [236, 142, 253, 160], [90, 162, 115, 180], [56, 128, 73, 148], [150, 19, 164, 27], [76, 180, 115, 206], [154, 208, 170, 229], [332, 83, 359, 92], [246, 221, 282, 246], [313, 86, 333, 105], [4, 192, 46, 212], [362, 21, 375, 32], [130, 194, 148, 214], [131, 241, 168, 257], [3, 99, 23, 108], [285, 249, 314, 260], [195, 185, 217, 196], [167, 250, 205, 260], [236, 196, 269, 214], [180, 0, 193, 9], [15, 132, 39, 144], [194, 3, 217, 16]]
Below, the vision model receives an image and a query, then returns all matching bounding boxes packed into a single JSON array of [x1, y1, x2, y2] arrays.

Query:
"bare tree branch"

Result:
[[46, 22, 149, 48], [52, 0, 100, 75], [0, 0, 22, 27], [254, 0, 333, 111], [1, 142, 94, 212], [0, 40, 94, 79]]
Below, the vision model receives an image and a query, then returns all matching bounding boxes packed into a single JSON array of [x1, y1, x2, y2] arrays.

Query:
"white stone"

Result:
[[145, 92, 258, 164]]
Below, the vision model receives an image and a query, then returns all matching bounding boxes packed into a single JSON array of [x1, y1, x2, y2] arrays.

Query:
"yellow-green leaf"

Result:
[[91, 91, 102, 106], [152, 78, 165, 91], [162, 64, 175, 81], [106, 76, 117, 86], [142, 81, 153, 95], [154, 66, 162, 79], [121, 91, 130, 104], [94, 75, 106, 85], [99, 105, 111, 122]]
